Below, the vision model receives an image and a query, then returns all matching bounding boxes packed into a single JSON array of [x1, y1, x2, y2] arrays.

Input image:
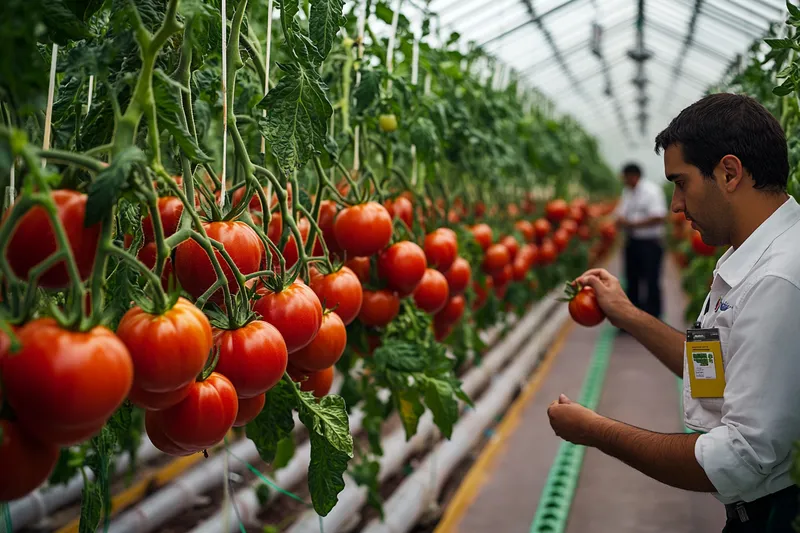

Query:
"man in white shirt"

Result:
[[548, 93, 800, 532], [615, 163, 668, 319]]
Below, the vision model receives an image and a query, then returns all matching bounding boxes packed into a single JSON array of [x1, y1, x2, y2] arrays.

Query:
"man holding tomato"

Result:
[[548, 93, 800, 532], [614, 162, 668, 320]]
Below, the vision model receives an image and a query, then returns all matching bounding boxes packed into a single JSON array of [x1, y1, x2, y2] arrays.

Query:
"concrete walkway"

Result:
[[437, 254, 726, 533]]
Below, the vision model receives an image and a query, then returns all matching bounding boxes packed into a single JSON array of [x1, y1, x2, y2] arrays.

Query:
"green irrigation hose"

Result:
[[529, 324, 617, 533]]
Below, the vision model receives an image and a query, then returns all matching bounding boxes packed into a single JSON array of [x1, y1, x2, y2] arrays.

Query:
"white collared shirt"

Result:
[[615, 179, 668, 239], [685, 196, 800, 504]]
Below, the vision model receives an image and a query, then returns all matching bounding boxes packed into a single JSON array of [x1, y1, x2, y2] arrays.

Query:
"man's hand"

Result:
[[575, 268, 636, 327], [547, 394, 602, 446]]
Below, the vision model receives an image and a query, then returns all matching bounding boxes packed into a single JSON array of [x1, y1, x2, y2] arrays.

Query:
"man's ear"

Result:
[[719, 155, 745, 192]]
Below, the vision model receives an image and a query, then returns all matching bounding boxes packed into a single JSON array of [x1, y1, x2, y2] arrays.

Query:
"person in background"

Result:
[[614, 162, 668, 320]]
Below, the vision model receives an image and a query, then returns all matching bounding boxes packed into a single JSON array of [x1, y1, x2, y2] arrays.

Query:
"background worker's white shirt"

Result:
[[615, 179, 668, 239], [686, 196, 800, 504]]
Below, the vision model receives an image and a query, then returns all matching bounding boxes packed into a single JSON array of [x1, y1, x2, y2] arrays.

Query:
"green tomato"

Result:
[[379, 114, 398, 133]]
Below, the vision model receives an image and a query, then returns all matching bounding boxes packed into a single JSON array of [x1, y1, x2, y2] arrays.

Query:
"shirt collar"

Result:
[[716, 196, 800, 287]]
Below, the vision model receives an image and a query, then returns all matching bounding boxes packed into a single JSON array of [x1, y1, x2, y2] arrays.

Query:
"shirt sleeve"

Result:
[[645, 184, 668, 218], [694, 275, 800, 501]]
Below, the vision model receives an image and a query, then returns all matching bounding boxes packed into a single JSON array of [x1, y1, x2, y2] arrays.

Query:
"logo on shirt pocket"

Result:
[[714, 297, 732, 312]]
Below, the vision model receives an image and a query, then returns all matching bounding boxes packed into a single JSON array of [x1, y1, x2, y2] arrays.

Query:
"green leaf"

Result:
[[309, 0, 346, 61], [350, 456, 383, 516], [394, 389, 425, 439], [298, 187, 313, 214], [421, 376, 459, 439], [78, 480, 103, 533], [153, 70, 214, 164], [373, 341, 427, 372], [410, 117, 439, 162], [273, 436, 296, 470], [765, 38, 797, 50], [353, 69, 382, 116], [42, 0, 93, 43], [246, 379, 297, 463], [787, 1, 800, 20], [86, 146, 146, 226], [773, 77, 795, 97], [257, 63, 333, 174]]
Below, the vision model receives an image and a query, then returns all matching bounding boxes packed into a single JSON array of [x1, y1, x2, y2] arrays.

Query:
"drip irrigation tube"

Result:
[[360, 303, 572, 533]]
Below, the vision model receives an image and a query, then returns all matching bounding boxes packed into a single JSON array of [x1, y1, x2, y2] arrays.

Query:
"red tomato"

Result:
[[567, 206, 584, 224], [533, 218, 552, 240], [378, 241, 428, 296], [291, 312, 347, 372], [385, 196, 414, 228], [691, 231, 716, 256], [214, 320, 288, 398], [514, 220, 535, 242], [6, 190, 101, 289], [539, 239, 557, 265], [443, 257, 471, 296], [145, 410, 198, 456], [117, 297, 212, 393], [128, 381, 193, 411], [142, 196, 184, 242], [344, 257, 371, 284], [2, 319, 133, 446], [233, 393, 266, 427], [254, 280, 323, 353], [287, 365, 334, 398], [517, 243, 538, 267], [435, 295, 465, 325], [0, 420, 60, 501], [470, 224, 493, 251], [545, 199, 569, 223], [500, 235, 519, 261], [483, 244, 511, 274], [413, 268, 450, 314], [474, 202, 486, 217], [473, 277, 494, 310], [599, 221, 617, 242], [571, 198, 588, 217], [309, 267, 363, 325], [267, 212, 283, 243], [174, 221, 262, 303], [136, 242, 174, 290], [359, 289, 400, 327], [424, 228, 458, 272], [553, 228, 570, 252], [314, 200, 341, 256], [560, 219, 578, 236], [492, 263, 513, 288], [160, 373, 239, 448], [577, 225, 591, 241], [334, 202, 393, 257], [433, 320, 453, 342], [283, 217, 314, 269], [568, 286, 605, 327]]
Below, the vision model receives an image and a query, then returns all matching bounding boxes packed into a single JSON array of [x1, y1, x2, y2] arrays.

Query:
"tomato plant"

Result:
[[0, 420, 61, 501], [483, 243, 511, 274], [413, 268, 450, 314], [309, 266, 363, 325], [424, 228, 458, 272], [291, 311, 347, 372], [213, 320, 288, 398], [254, 280, 323, 354], [470, 224, 493, 251], [334, 203, 393, 257], [359, 290, 401, 327], [378, 241, 428, 296], [443, 257, 472, 295]]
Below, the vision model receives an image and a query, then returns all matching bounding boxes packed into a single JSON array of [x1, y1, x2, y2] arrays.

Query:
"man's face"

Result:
[[622, 172, 639, 188], [665, 144, 731, 246]]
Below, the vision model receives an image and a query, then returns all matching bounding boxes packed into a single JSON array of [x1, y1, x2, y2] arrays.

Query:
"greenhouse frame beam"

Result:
[[479, 0, 588, 47], [645, 20, 730, 63], [724, 0, 781, 23], [443, 0, 519, 30], [660, 0, 704, 110], [672, 0, 768, 37]]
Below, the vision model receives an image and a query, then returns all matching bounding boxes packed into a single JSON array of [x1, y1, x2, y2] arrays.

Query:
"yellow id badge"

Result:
[[686, 327, 726, 398]]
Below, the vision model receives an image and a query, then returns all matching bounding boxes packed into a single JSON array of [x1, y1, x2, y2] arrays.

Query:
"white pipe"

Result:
[[285, 293, 560, 533], [9, 439, 159, 530], [42, 44, 58, 168], [361, 304, 571, 533]]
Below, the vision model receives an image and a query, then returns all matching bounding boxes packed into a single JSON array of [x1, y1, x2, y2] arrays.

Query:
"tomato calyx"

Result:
[[558, 280, 584, 302], [198, 344, 222, 382]]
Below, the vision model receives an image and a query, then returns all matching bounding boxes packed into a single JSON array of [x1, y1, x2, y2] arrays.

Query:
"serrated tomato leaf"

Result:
[[153, 70, 213, 164], [309, 0, 346, 61], [86, 146, 145, 226], [373, 341, 427, 372], [78, 480, 103, 533], [394, 389, 425, 440], [353, 69, 383, 116], [420, 376, 459, 439], [246, 379, 297, 463]]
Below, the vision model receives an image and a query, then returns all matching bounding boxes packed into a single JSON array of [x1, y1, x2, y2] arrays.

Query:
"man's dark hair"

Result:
[[654, 93, 788, 192], [622, 163, 642, 176]]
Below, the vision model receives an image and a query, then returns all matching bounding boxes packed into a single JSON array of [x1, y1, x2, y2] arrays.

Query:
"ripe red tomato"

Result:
[[570, 198, 588, 218], [6, 190, 101, 289], [533, 218, 552, 241], [378, 241, 427, 296], [160, 372, 239, 448], [470, 224, 493, 251], [233, 393, 266, 427], [539, 239, 557, 265], [309, 267, 363, 325], [344, 256, 371, 284], [473, 277, 494, 310], [577, 225, 591, 241], [0, 420, 60, 501], [599, 221, 617, 242], [545, 199, 569, 223], [435, 295, 465, 325], [568, 286, 605, 327], [291, 312, 347, 372], [334, 202, 393, 257], [560, 219, 578, 236], [385, 196, 414, 228], [287, 364, 334, 398], [117, 297, 212, 394], [500, 235, 519, 261], [514, 220, 535, 242], [174, 221, 262, 303], [567, 206, 584, 224], [314, 200, 341, 256], [424, 228, 458, 272], [2, 319, 133, 446], [267, 211, 283, 243], [136, 242, 174, 290], [214, 320, 288, 398], [512, 245, 535, 280], [254, 280, 323, 353], [553, 228, 570, 252], [691, 231, 716, 256], [359, 289, 400, 327], [145, 410, 199, 456], [413, 268, 450, 314], [128, 381, 193, 411], [433, 320, 453, 342], [492, 263, 513, 288], [142, 196, 184, 242], [483, 244, 511, 274], [443, 257, 471, 295], [283, 217, 313, 269]]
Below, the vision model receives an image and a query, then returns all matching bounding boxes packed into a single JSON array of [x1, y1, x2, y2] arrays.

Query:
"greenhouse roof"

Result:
[[418, 0, 789, 181]]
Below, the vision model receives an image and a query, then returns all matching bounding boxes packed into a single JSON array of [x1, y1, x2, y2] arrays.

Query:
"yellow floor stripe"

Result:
[[434, 320, 575, 533]]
